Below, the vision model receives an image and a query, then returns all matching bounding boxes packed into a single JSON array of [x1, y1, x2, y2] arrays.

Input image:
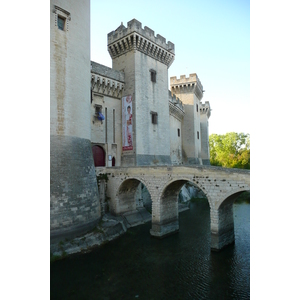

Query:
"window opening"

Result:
[[57, 16, 65, 30], [105, 108, 108, 143], [178, 128, 180, 137], [150, 111, 158, 124], [197, 131, 199, 139], [94, 104, 104, 124], [113, 109, 116, 143], [150, 69, 156, 83]]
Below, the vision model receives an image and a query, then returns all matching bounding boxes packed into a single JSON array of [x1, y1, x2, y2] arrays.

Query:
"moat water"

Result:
[[50, 199, 250, 300]]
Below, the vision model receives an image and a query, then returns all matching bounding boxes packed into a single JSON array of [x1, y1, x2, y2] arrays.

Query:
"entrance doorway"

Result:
[[92, 145, 105, 166]]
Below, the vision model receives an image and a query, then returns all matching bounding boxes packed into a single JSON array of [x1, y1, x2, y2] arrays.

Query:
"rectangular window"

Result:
[[95, 105, 102, 116], [57, 16, 65, 30], [150, 69, 156, 83], [178, 128, 180, 137], [197, 131, 199, 139], [150, 111, 158, 124], [196, 104, 198, 112]]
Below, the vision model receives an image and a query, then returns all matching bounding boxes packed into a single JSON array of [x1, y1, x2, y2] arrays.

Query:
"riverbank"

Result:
[[50, 203, 189, 262]]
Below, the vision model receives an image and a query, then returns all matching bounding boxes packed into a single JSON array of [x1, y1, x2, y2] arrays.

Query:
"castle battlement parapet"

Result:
[[170, 73, 204, 101], [91, 61, 124, 99], [107, 19, 175, 68], [199, 101, 211, 118], [168, 90, 184, 121]]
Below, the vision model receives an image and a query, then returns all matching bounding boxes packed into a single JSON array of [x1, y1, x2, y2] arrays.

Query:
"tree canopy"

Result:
[[209, 132, 250, 169]]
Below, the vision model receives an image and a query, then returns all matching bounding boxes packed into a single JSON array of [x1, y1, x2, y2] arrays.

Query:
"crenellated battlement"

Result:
[[107, 19, 175, 68], [170, 73, 204, 101], [168, 90, 184, 121], [199, 101, 211, 118]]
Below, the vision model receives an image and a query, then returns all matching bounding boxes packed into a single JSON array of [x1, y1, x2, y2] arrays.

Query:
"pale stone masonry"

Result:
[[107, 19, 175, 166], [50, 0, 218, 245], [170, 74, 208, 165], [96, 166, 250, 250], [50, 0, 100, 242]]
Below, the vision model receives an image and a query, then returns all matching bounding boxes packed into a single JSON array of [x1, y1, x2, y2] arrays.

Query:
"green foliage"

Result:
[[97, 173, 108, 183], [209, 132, 250, 169]]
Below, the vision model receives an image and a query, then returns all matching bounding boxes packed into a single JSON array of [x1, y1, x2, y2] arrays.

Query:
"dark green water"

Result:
[[50, 199, 250, 300]]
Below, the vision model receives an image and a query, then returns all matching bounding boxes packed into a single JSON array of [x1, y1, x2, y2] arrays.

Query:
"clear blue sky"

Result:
[[90, 0, 250, 136]]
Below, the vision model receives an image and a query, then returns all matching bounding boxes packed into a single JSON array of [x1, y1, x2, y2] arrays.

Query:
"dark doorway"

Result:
[[112, 157, 116, 167], [92, 145, 105, 166]]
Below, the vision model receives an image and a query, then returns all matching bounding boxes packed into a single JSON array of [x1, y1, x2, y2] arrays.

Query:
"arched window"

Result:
[[92, 145, 105, 167], [112, 156, 116, 167]]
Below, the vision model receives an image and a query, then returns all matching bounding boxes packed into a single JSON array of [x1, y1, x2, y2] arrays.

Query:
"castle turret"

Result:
[[50, 0, 100, 241], [107, 19, 175, 166], [170, 73, 208, 164], [199, 101, 211, 165]]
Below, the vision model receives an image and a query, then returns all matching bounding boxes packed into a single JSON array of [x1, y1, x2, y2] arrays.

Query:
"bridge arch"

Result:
[[215, 187, 250, 210], [115, 177, 153, 213], [159, 178, 213, 208], [150, 178, 211, 238], [210, 187, 250, 251]]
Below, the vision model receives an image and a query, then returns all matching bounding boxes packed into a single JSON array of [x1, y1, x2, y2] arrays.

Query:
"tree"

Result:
[[209, 132, 250, 169]]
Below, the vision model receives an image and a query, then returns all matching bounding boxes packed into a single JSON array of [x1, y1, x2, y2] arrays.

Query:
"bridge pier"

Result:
[[150, 188, 180, 238], [150, 218, 179, 238], [210, 203, 235, 251]]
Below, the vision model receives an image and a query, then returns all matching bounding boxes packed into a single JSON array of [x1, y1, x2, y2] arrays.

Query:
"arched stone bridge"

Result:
[[96, 165, 250, 251]]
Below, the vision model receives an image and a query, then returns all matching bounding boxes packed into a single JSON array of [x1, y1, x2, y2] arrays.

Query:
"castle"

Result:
[[50, 0, 211, 241]]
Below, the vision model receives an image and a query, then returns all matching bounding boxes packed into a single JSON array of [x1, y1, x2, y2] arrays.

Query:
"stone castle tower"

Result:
[[50, 0, 100, 241], [107, 19, 175, 166], [170, 74, 210, 164]]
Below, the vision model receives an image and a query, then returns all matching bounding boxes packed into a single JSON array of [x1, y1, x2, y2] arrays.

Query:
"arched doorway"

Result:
[[92, 145, 105, 166], [112, 156, 115, 167]]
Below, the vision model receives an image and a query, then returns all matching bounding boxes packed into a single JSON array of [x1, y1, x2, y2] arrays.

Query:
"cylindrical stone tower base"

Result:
[[50, 135, 100, 242]]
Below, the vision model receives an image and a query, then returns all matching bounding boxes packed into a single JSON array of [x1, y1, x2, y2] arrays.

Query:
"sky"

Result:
[[90, 0, 250, 136]]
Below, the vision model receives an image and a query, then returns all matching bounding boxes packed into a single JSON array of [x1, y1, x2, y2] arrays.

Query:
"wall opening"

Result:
[[92, 145, 106, 166]]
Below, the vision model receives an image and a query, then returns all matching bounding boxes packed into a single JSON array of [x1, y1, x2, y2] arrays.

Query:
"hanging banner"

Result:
[[122, 95, 133, 151]]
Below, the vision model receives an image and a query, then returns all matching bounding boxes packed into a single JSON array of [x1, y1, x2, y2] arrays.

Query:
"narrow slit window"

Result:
[[197, 131, 199, 139], [150, 111, 158, 124], [178, 128, 180, 137], [150, 69, 156, 83]]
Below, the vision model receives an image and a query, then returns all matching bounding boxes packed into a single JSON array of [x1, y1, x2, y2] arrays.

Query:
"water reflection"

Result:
[[51, 199, 250, 300]]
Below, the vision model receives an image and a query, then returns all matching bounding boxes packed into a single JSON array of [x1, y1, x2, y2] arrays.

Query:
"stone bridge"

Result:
[[96, 165, 250, 251]]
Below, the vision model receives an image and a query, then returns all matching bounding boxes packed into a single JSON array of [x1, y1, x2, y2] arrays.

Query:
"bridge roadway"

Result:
[[96, 165, 250, 251]]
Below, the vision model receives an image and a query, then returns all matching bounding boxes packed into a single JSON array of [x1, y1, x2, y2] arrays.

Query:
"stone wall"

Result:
[[50, 0, 100, 241], [91, 62, 125, 166], [95, 165, 250, 249], [109, 19, 174, 166], [170, 74, 205, 164]]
